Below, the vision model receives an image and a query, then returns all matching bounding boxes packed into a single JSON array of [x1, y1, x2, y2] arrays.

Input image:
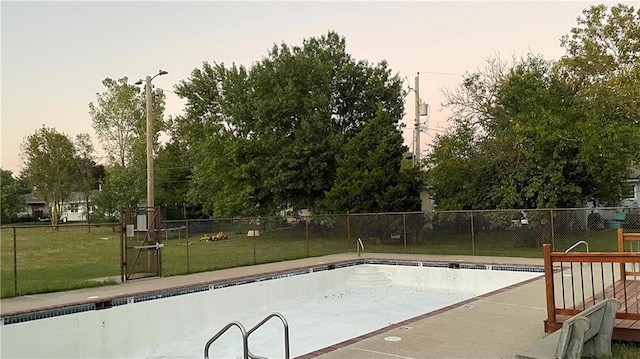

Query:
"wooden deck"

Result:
[[543, 234, 640, 342], [549, 279, 640, 342]]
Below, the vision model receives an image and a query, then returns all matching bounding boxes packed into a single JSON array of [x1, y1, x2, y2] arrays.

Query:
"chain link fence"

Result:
[[2, 207, 639, 298]]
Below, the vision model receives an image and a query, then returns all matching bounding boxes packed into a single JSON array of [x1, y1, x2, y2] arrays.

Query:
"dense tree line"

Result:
[[169, 31, 418, 216], [427, 4, 640, 210]]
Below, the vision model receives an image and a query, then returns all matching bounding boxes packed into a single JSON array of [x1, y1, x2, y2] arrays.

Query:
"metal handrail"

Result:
[[357, 237, 364, 257], [565, 240, 589, 253], [246, 312, 290, 359], [204, 313, 290, 359], [204, 321, 248, 359]]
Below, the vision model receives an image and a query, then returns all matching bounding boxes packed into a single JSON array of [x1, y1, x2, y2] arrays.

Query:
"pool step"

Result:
[[347, 266, 392, 287]]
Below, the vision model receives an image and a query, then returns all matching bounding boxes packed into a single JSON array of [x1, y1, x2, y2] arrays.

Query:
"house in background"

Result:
[[621, 168, 640, 208], [17, 194, 48, 219], [60, 191, 97, 222], [16, 191, 98, 223]]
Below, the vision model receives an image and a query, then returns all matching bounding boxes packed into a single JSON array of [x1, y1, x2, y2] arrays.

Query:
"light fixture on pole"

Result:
[[413, 73, 428, 167], [134, 69, 168, 213]]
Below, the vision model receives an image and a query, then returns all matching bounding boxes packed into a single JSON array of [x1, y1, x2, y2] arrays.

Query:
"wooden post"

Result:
[[543, 244, 556, 332], [618, 228, 626, 278]]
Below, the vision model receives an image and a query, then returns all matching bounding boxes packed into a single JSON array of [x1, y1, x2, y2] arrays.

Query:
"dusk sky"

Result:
[[1, 1, 633, 175]]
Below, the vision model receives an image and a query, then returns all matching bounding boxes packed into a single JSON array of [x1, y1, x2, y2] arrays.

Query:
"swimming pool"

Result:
[[0, 260, 543, 358]]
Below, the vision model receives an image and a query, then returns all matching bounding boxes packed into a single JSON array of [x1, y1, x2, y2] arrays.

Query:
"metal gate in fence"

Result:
[[120, 207, 163, 281]]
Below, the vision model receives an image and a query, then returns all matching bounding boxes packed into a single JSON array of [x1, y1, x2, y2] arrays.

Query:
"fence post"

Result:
[[550, 209, 555, 250], [186, 219, 190, 273], [253, 217, 257, 264], [305, 215, 309, 257], [402, 213, 407, 253], [346, 211, 351, 252], [13, 226, 18, 296], [470, 210, 475, 255]]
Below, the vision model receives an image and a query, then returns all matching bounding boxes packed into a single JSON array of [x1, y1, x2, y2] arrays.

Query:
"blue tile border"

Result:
[[421, 262, 451, 268], [366, 259, 420, 267], [2, 303, 95, 325], [492, 265, 545, 273], [460, 264, 488, 270], [1, 259, 544, 326], [133, 284, 210, 303]]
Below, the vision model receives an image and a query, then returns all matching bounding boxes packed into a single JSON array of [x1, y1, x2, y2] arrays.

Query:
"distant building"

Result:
[[60, 191, 98, 222], [17, 194, 48, 219], [621, 168, 640, 208], [16, 191, 98, 222]]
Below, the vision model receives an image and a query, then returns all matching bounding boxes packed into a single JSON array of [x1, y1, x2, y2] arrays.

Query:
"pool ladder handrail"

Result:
[[204, 321, 248, 359], [565, 241, 590, 268], [357, 237, 364, 257], [204, 312, 290, 359], [564, 240, 589, 254], [247, 312, 290, 359]]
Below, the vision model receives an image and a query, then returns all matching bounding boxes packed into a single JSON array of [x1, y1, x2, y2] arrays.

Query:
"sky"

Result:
[[1, 0, 635, 175]]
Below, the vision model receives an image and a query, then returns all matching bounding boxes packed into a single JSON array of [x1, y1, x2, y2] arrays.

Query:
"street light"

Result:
[[134, 70, 168, 214]]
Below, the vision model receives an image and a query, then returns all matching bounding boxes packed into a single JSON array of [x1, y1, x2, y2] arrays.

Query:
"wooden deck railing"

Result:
[[543, 243, 640, 341], [618, 228, 640, 277]]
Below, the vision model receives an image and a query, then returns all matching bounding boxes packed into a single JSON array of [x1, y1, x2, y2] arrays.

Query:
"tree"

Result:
[[89, 76, 166, 215], [559, 4, 639, 83], [427, 5, 640, 210], [91, 164, 145, 222], [322, 108, 422, 213], [89, 77, 166, 167], [559, 3, 640, 202], [21, 126, 76, 226], [154, 141, 191, 209], [73, 133, 99, 222], [428, 51, 639, 209], [173, 31, 405, 216], [1, 169, 26, 224]]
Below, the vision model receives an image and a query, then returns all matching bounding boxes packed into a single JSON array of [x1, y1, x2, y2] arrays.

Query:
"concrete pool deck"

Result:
[[1, 253, 549, 358]]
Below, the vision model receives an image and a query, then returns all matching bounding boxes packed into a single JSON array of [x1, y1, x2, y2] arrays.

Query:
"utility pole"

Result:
[[145, 75, 154, 212], [136, 70, 167, 224], [414, 73, 420, 166], [134, 70, 167, 277]]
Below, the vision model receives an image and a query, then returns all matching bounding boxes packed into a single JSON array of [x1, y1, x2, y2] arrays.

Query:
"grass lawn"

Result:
[[612, 341, 640, 358], [1, 225, 121, 298]]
